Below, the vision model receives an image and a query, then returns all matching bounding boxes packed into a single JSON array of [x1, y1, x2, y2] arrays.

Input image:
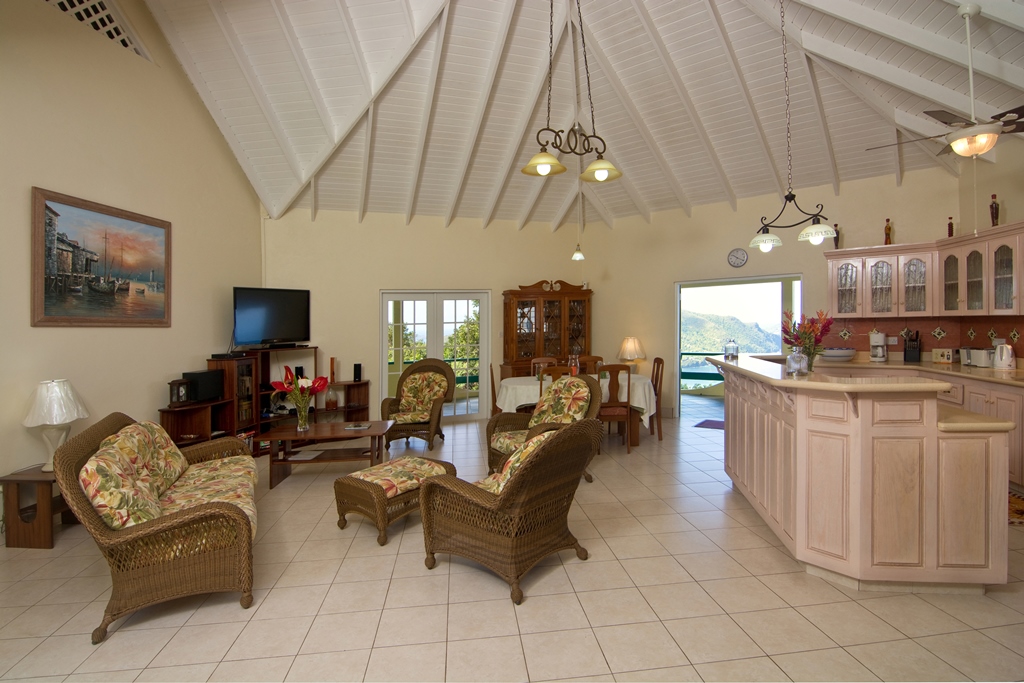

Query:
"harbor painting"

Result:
[[31, 187, 171, 327]]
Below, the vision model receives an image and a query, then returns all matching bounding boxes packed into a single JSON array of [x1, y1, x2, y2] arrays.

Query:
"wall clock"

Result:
[[728, 248, 748, 268]]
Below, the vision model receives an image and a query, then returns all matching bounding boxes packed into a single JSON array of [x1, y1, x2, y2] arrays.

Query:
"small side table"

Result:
[[0, 465, 77, 549]]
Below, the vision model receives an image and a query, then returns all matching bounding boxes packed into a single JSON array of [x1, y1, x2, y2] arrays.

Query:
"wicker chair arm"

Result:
[[420, 474, 500, 511], [89, 500, 252, 548], [486, 412, 531, 440], [525, 422, 563, 439], [381, 397, 398, 418], [180, 437, 251, 465]]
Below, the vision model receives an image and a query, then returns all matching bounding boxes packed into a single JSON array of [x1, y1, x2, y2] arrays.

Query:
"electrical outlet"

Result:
[[887, 336, 899, 345]]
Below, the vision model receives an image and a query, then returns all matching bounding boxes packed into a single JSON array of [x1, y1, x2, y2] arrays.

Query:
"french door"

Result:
[[381, 291, 489, 421]]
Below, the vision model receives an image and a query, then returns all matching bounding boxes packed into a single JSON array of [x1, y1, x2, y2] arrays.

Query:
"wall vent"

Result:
[[43, 0, 149, 60]]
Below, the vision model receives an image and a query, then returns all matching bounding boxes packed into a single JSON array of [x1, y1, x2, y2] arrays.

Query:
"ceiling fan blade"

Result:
[[937, 143, 955, 156], [865, 133, 947, 151], [991, 104, 1024, 124], [924, 109, 973, 126]]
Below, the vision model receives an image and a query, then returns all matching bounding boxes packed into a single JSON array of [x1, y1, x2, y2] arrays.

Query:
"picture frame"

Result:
[[168, 379, 191, 407], [31, 187, 171, 327]]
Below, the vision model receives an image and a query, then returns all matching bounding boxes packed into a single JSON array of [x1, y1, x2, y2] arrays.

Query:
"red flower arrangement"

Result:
[[271, 366, 328, 431], [782, 310, 834, 369]]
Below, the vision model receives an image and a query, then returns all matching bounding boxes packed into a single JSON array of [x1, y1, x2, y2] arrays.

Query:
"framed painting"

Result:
[[31, 187, 171, 327]]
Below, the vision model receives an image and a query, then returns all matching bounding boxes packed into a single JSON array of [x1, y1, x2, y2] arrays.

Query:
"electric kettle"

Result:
[[994, 343, 1016, 369]]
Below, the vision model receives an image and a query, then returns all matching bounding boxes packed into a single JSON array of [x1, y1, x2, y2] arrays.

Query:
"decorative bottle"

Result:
[[325, 386, 339, 411], [723, 339, 739, 361], [568, 355, 580, 376], [991, 194, 1000, 227], [948, 217, 954, 238], [786, 348, 806, 376], [884, 218, 892, 245]]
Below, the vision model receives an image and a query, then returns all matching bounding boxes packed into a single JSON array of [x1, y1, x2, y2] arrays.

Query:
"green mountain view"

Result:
[[680, 310, 782, 370]]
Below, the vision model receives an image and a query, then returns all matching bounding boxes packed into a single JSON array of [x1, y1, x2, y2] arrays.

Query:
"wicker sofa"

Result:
[[53, 412, 257, 644]]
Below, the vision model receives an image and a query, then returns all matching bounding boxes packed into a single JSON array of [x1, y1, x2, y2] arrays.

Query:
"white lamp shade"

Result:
[[946, 123, 1001, 157], [797, 222, 837, 245], [618, 336, 646, 361], [23, 379, 89, 427], [521, 151, 567, 177], [580, 158, 622, 183], [749, 230, 782, 253], [571, 244, 585, 261]]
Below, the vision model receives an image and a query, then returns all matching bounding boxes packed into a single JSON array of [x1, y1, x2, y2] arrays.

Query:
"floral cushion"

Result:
[[474, 431, 554, 494], [347, 456, 448, 498], [393, 410, 432, 424], [80, 447, 162, 531], [490, 429, 528, 456], [397, 371, 448, 414], [160, 455, 258, 539], [528, 376, 591, 428]]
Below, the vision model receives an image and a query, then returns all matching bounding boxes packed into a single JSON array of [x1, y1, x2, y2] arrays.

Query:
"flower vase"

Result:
[[294, 394, 311, 432], [804, 347, 818, 373]]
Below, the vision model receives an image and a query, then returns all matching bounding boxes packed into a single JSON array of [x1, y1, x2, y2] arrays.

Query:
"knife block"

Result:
[[904, 339, 921, 363]]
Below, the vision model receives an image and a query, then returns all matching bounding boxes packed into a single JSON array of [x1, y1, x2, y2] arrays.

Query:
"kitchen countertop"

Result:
[[706, 356, 952, 394], [810, 357, 1024, 388]]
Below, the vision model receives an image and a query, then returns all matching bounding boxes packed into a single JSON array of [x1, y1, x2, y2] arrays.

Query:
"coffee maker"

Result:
[[869, 331, 888, 363]]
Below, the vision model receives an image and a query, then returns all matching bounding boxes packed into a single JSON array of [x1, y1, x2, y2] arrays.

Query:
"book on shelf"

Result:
[[345, 423, 371, 430]]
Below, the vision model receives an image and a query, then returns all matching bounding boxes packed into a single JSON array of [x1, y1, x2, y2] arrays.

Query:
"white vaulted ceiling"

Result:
[[142, 0, 1024, 229]]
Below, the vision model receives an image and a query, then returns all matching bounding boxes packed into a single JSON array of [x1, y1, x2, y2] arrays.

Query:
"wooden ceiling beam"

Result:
[[406, 7, 449, 225]]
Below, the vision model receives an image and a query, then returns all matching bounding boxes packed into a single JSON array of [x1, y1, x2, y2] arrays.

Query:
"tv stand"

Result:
[[266, 342, 297, 349]]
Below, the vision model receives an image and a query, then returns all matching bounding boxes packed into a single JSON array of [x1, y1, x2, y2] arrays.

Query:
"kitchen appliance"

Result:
[[932, 348, 957, 364], [904, 331, 921, 363], [869, 332, 887, 363], [961, 346, 974, 365], [970, 348, 994, 368], [994, 343, 1016, 369]]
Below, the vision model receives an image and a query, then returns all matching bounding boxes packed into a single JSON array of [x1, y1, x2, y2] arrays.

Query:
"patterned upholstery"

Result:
[[490, 429, 529, 456], [80, 420, 257, 537], [474, 431, 554, 494], [397, 372, 449, 419], [347, 456, 448, 498], [528, 376, 591, 427]]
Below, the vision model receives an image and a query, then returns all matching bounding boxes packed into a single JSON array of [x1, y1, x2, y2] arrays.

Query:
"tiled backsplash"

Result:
[[822, 316, 1024, 354]]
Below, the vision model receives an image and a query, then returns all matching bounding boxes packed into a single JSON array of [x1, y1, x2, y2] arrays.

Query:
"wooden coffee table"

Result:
[[263, 420, 395, 489]]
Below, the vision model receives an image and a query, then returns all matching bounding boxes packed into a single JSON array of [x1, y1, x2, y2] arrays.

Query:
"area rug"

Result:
[[1011, 491, 1024, 525], [694, 419, 725, 430]]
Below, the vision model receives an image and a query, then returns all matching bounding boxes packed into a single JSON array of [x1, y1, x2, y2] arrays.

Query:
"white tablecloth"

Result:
[[496, 372, 657, 428]]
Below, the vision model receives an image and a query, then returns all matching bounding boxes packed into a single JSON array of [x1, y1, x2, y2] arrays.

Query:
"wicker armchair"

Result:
[[420, 419, 603, 604], [52, 412, 255, 644], [381, 358, 456, 451], [486, 373, 601, 476]]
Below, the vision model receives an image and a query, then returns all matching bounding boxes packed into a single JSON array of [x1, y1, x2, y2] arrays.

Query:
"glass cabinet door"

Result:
[[991, 243, 1015, 313], [942, 253, 959, 312], [835, 262, 859, 316], [542, 299, 562, 357], [515, 298, 537, 359], [566, 298, 588, 355], [966, 249, 985, 312], [868, 259, 894, 315], [900, 256, 929, 315]]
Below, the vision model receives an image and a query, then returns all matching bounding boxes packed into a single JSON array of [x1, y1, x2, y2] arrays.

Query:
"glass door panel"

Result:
[[515, 299, 536, 359], [566, 298, 587, 355], [993, 244, 1014, 311], [966, 249, 985, 311], [836, 263, 858, 315], [442, 298, 481, 417], [385, 298, 428, 399], [902, 258, 927, 313], [943, 254, 959, 312], [542, 299, 562, 357], [869, 260, 893, 314]]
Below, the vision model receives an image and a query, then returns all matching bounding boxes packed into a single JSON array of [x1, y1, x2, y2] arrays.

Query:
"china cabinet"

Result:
[[827, 248, 933, 318], [501, 281, 592, 378]]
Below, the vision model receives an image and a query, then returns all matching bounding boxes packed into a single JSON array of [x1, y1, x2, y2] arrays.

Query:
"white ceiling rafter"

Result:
[[603, 152, 650, 223], [310, 174, 317, 221], [581, 183, 614, 230], [894, 130, 904, 187], [629, 0, 737, 211], [579, 17, 693, 216], [406, 7, 450, 225], [359, 103, 374, 223], [442, 0, 519, 228], [270, 0, 336, 142], [207, 0, 304, 181], [702, 0, 785, 199], [551, 185, 578, 233], [795, 0, 1024, 90], [334, 0, 371, 98], [399, 0, 416, 41], [809, 56, 960, 177], [941, 0, 1024, 33], [801, 53, 839, 195], [482, 13, 570, 229]]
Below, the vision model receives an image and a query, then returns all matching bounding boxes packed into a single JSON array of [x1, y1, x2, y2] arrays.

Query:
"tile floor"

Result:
[[1, 395, 1023, 682]]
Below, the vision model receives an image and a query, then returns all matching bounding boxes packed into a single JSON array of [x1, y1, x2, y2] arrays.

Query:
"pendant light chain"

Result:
[[545, 0, 554, 130], [782, 0, 793, 193], [577, 0, 597, 136]]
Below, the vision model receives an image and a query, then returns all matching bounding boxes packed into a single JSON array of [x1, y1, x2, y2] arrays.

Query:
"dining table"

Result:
[[496, 371, 657, 447]]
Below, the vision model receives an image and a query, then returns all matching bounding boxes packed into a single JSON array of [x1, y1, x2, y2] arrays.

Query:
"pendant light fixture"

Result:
[[572, 167, 586, 261], [947, 4, 1000, 157], [749, 0, 833, 253], [522, 0, 621, 183]]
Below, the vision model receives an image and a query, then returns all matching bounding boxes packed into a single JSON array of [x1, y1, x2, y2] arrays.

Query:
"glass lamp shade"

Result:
[[580, 157, 622, 183], [571, 244, 585, 261], [618, 336, 646, 361], [521, 151, 567, 177], [749, 230, 782, 253], [23, 379, 89, 427], [947, 123, 1001, 157], [797, 221, 837, 246]]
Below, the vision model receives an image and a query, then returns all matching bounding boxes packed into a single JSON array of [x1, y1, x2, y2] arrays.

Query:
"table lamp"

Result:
[[23, 379, 89, 472], [618, 336, 646, 373]]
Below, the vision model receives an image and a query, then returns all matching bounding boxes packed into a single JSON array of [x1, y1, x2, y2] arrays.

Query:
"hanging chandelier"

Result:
[[749, 0, 833, 253], [522, 0, 621, 183]]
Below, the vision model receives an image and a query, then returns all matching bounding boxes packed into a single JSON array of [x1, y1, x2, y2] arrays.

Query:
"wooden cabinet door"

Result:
[[512, 296, 539, 361], [865, 256, 897, 317], [939, 250, 961, 314], [963, 245, 987, 315], [897, 253, 932, 317], [988, 235, 1019, 315], [829, 258, 862, 318], [989, 388, 1023, 486], [540, 296, 563, 357], [565, 297, 589, 356]]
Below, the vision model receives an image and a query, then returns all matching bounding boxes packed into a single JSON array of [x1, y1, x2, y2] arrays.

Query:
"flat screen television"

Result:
[[233, 287, 310, 348]]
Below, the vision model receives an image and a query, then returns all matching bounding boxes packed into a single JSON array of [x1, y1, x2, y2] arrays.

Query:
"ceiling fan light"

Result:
[[522, 151, 566, 177], [797, 221, 837, 245], [580, 158, 621, 183], [947, 123, 1002, 157], [749, 229, 782, 253]]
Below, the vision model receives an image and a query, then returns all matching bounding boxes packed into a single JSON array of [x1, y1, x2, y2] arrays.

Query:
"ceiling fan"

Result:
[[867, 3, 1023, 156]]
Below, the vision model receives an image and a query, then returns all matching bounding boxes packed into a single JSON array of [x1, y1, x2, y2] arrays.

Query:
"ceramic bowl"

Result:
[[821, 347, 856, 362]]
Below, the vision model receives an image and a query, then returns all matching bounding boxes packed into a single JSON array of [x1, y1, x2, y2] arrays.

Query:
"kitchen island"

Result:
[[707, 356, 1010, 590]]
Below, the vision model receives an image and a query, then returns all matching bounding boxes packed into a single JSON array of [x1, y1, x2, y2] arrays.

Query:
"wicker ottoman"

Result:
[[334, 456, 456, 545]]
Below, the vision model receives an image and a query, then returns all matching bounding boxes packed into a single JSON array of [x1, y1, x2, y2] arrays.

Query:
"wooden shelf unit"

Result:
[[501, 280, 593, 378], [320, 380, 371, 423]]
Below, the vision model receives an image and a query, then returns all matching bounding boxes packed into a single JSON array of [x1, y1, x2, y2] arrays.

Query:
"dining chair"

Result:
[[597, 363, 631, 453], [650, 357, 664, 441], [540, 365, 572, 398], [578, 355, 603, 373], [489, 364, 501, 417], [530, 356, 557, 375]]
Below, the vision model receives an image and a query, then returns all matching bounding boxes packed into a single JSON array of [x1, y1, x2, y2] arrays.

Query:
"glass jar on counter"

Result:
[[786, 348, 808, 376], [723, 339, 739, 360]]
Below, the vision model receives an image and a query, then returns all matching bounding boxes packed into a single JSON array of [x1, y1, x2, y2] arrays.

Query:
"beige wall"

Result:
[[0, 0, 261, 472], [265, 166, 963, 414], [958, 136, 1024, 231]]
